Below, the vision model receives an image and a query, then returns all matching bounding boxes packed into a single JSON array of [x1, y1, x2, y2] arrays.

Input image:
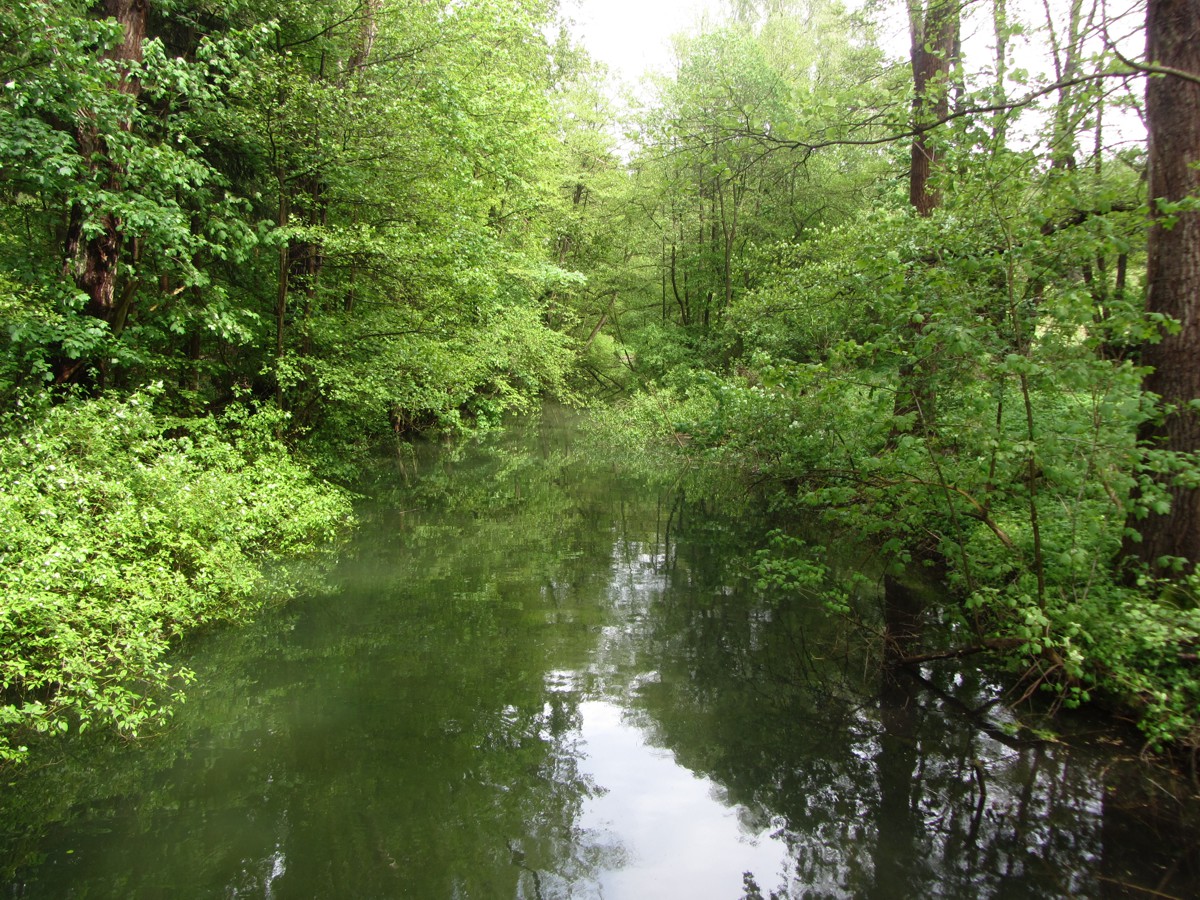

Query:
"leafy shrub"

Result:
[[598, 198, 1200, 750], [0, 390, 354, 763]]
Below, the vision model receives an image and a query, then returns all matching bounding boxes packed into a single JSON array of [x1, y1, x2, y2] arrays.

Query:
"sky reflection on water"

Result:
[[577, 698, 791, 899], [2, 418, 1198, 898]]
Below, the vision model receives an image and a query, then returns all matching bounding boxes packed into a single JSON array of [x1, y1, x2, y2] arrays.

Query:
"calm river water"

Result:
[[3, 411, 1198, 898]]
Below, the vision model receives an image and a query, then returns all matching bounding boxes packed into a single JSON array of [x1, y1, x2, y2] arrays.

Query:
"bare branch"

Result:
[[1109, 42, 1200, 88], [758, 71, 1140, 157]]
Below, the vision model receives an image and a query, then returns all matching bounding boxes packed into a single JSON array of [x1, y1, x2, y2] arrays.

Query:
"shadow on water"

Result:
[[3, 408, 1198, 898]]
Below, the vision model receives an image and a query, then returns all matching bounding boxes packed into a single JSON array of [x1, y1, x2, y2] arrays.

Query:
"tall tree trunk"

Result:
[[893, 0, 959, 435], [1126, 0, 1200, 572], [68, 0, 148, 327], [887, 1, 960, 638], [907, 0, 958, 216], [991, 0, 1009, 147], [1043, 0, 1090, 170], [345, 0, 383, 76]]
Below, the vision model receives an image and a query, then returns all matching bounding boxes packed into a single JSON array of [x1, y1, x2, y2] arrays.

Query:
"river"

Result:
[[3, 409, 1198, 898]]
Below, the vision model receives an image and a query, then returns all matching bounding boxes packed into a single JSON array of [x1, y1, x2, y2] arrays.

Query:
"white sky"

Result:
[[562, 0, 1148, 88], [562, 0, 721, 86]]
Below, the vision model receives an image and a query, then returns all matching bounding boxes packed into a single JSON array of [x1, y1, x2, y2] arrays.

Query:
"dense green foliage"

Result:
[[0, 0, 583, 436], [0, 0, 596, 760], [0, 390, 353, 762], [2, 0, 1199, 759], [575, 0, 1200, 750]]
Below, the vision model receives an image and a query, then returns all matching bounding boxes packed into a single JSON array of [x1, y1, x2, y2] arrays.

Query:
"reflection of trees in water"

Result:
[[2, 423, 624, 898], [5, 422, 1197, 898], [603, 493, 1199, 899], [2, 580, 612, 897]]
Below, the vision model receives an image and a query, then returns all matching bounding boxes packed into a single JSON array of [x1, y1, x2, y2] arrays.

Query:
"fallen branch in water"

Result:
[[896, 638, 1023, 666]]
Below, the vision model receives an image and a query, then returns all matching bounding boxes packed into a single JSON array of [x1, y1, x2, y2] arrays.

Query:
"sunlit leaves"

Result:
[[0, 391, 353, 763]]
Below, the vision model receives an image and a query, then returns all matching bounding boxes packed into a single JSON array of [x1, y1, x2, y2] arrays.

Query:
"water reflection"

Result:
[[2, 413, 1198, 898], [578, 699, 791, 899], [600, 509, 1200, 899]]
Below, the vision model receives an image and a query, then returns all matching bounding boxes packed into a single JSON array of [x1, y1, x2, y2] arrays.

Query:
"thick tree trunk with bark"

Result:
[[886, 1, 961, 646], [892, 0, 959, 436], [1128, 0, 1200, 571], [908, 0, 958, 216], [62, 0, 148, 340]]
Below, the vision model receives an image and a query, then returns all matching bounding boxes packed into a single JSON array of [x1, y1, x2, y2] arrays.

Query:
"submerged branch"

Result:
[[897, 638, 1023, 665]]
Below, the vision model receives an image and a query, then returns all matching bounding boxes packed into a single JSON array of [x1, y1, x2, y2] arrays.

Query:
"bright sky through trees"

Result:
[[564, 0, 720, 84], [564, 0, 1146, 152]]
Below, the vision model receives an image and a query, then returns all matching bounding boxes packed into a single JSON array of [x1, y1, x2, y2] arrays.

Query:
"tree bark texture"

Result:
[[67, 0, 148, 327], [1131, 0, 1200, 570], [908, 0, 958, 217]]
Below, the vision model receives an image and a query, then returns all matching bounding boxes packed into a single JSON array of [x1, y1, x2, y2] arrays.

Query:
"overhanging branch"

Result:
[[757, 71, 1142, 159]]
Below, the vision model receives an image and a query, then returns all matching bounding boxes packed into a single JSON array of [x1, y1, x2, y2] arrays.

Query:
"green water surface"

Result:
[[3, 412, 1198, 898]]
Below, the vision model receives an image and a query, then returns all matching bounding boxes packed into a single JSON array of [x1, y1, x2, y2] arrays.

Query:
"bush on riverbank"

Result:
[[0, 390, 354, 764], [584, 378, 1200, 754]]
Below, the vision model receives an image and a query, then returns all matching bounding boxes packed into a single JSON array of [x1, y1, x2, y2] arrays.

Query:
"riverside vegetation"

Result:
[[1, 0, 1199, 768]]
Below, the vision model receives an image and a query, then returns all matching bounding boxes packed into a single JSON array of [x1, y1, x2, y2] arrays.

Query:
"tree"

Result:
[[889, 0, 961, 443], [1127, 0, 1200, 572], [240, 0, 578, 440], [0, 0, 260, 390], [907, 0, 959, 216], [64, 0, 147, 344], [627, 8, 886, 345], [640, 28, 794, 328]]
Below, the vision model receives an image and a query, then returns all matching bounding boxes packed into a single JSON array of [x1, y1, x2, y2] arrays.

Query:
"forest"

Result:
[[1, 0, 1198, 768]]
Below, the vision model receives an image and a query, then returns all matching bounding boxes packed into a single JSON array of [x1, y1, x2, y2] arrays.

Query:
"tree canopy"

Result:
[[2, 0, 1199, 758]]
